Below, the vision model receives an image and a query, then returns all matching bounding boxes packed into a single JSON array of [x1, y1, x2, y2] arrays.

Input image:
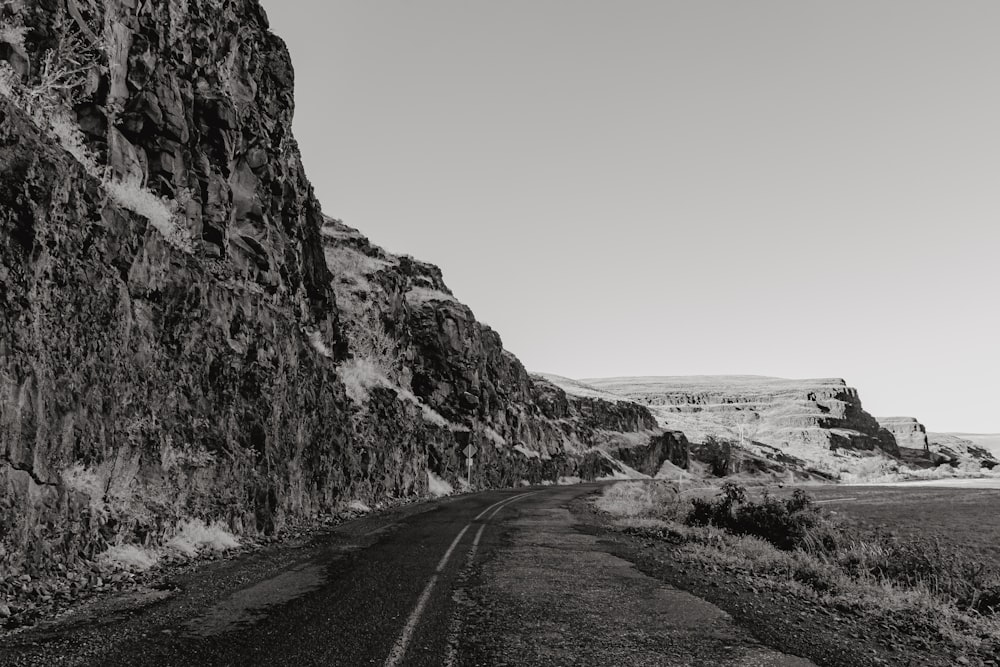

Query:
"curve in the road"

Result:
[[383, 490, 538, 667]]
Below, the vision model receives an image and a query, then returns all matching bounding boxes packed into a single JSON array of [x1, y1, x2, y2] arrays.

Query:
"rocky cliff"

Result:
[[0, 0, 662, 583], [926, 433, 999, 469], [557, 376, 899, 460], [877, 417, 929, 453]]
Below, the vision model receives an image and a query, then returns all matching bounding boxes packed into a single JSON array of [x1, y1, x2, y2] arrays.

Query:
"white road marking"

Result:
[[383, 574, 439, 667], [435, 524, 471, 573], [813, 497, 857, 504], [470, 523, 486, 550], [385, 491, 535, 667], [473, 491, 535, 521]]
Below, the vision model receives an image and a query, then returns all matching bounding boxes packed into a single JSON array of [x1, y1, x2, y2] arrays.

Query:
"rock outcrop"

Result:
[[612, 431, 690, 477], [927, 433, 999, 469], [552, 376, 899, 458], [877, 417, 929, 453], [0, 0, 659, 580]]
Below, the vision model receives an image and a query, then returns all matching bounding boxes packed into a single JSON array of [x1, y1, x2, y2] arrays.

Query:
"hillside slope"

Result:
[[0, 0, 664, 582]]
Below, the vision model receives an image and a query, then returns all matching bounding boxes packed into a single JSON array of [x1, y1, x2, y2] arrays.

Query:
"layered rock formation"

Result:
[[0, 0, 663, 578], [877, 417, 929, 453], [555, 376, 899, 458], [927, 433, 999, 469]]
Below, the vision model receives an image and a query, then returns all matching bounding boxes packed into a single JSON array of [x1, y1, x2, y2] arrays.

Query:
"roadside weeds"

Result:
[[580, 481, 1000, 667]]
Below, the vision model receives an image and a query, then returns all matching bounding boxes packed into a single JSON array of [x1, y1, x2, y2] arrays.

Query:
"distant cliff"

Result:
[[0, 0, 662, 579], [546, 376, 899, 462], [877, 417, 929, 453], [927, 433, 999, 469], [877, 418, 998, 469]]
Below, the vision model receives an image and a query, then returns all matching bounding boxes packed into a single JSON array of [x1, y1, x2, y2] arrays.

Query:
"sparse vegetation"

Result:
[[343, 302, 402, 381], [595, 480, 1000, 659], [405, 286, 457, 306], [594, 481, 679, 520], [0, 7, 193, 251], [427, 470, 453, 497], [338, 357, 390, 404]]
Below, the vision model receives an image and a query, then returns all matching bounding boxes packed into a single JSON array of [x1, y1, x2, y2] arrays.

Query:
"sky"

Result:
[[259, 1, 999, 433]]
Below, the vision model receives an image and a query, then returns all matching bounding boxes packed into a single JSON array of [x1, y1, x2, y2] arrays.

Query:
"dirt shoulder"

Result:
[[569, 496, 994, 667]]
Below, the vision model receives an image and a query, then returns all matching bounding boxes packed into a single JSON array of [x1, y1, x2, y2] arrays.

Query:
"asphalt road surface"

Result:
[[0, 483, 814, 666]]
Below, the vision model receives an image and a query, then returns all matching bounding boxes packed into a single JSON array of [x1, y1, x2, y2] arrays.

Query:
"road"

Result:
[[0, 484, 813, 666]]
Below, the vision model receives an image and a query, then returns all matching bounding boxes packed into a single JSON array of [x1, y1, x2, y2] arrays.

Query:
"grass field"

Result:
[[791, 484, 1000, 567]]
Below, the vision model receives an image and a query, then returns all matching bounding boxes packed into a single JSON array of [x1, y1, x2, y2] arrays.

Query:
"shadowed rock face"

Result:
[[0, 1, 658, 576], [564, 376, 899, 457], [612, 431, 690, 477]]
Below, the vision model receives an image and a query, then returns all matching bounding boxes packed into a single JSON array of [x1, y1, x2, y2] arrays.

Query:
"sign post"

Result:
[[462, 443, 478, 489]]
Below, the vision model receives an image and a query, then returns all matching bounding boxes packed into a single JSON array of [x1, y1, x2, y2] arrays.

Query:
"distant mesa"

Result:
[[539, 374, 999, 474], [566, 375, 896, 456]]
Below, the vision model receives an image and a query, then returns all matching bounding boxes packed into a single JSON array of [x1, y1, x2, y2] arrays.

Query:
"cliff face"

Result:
[[2, 0, 352, 574], [0, 0, 658, 579], [569, 376, 899, 458], [926, 433, 999, 469], [612, 431, 690, 477], [877, 417, 929, 453]]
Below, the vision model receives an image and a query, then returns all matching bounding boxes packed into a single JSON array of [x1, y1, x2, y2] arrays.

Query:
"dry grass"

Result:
[[597, 480, 1000, 657], [166, 519, 240, 558], [594, 481, 681, 520], [427, 471, 453, 497]]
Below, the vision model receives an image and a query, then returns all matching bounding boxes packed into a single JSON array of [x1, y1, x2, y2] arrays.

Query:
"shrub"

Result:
[[697, 436, 737, 477], [686, 481, 745, 528], [685, 483, 821, 551]]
